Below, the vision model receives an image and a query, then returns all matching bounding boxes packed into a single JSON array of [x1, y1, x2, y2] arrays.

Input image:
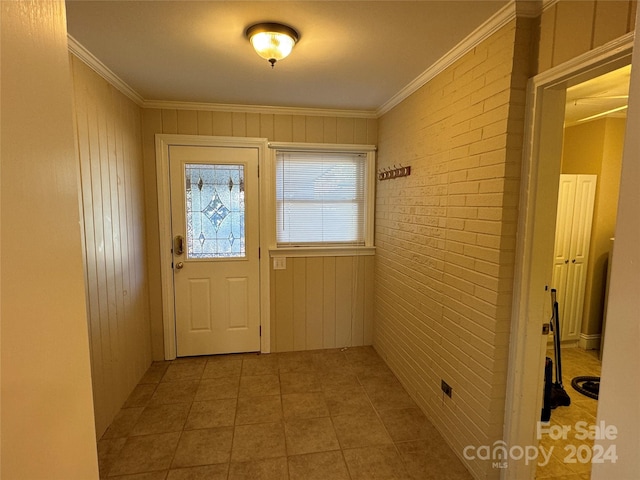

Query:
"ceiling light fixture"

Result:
[[245, 22, 299, 68]]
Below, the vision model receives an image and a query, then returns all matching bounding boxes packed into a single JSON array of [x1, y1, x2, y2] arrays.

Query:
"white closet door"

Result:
[[551, 174, 597, 342]]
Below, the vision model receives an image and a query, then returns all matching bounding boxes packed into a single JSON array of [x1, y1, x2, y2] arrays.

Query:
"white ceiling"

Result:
[[565, 65, 631, 126], [65, 0, 509, 112]]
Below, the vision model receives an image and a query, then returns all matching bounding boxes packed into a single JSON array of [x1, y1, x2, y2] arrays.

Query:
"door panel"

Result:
[[170, 145, 260, 356]]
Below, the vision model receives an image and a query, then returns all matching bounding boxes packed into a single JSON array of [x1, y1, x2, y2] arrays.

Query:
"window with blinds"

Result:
[[275, 151, 367, 246]]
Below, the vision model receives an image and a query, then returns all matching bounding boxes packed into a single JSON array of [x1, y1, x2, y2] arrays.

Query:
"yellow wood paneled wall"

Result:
[[538, 0, 636, 73], [271, 256, 375, 352], [141, 108, 377, 358], [71, 55, 152, 438]]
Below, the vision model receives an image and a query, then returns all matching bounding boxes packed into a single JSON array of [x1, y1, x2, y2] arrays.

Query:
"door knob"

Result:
[[572, 259, 576, 263], [565, 259, 569, 264], [175, 261, 184, 270]]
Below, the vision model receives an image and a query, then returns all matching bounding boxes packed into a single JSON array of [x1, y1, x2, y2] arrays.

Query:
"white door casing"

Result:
[[156, 135, 271, 360], [169, 145, 260, 356]]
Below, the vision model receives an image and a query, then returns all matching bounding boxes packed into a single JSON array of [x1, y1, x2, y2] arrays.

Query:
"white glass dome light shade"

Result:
[[246, 23, 299, 67]]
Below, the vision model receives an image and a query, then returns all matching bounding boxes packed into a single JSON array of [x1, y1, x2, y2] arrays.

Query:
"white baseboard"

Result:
[[578, 333, 601, 351]]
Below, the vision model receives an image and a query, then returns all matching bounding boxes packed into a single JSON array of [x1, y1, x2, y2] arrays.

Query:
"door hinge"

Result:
[[259, 247, 261, 259], [259, 326, 262, 336], [258, 165, 260, 177]]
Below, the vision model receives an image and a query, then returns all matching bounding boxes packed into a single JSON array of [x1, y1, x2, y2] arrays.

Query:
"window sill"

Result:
[[269, 246, 376, 258]]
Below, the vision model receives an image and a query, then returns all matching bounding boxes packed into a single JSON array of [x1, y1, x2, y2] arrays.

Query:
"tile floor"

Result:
[[535, 346, 602, 480], [98, 346, 473, 480]]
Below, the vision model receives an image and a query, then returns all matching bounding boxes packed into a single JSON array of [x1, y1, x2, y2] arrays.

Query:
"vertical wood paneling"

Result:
[[275, 265, 294, 351], [335, 257, 354, 347], [246, 112, 261, 137], [305, 116, 324, 143], [292, 115, 306, 142], [364, 255, 375, 344], [177, 110, 197, 134], [269, 255, 375, 352], [274, 115, 293, 141], [213, 111, 233, 136], [352, 257, 366, 346], [292, 257, 307, 350], [232, 112, 246, 136], [337, 117, 355, 144], [197, 111, 213, 135], [323, 117, 338, 143], [260, 113, 274, 139], [305, 258, 324, 349], [71, 55, 151, 439], [161, 109, 178, 133], [322, 257, 337, 348], [354, 118, 368, 145]]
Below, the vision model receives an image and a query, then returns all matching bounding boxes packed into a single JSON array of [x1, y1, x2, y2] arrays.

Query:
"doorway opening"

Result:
[[535, 63, 630, 480], [503, 33, 633, 480]]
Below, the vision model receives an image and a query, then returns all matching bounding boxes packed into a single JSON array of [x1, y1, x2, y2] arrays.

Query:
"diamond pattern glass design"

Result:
[[185, 163, 245, 258]]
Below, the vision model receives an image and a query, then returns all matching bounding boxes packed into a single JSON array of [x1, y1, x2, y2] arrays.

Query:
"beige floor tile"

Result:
[[343, 444, 409, 480], [228, 457, 289, 480], [202, 357, 242, 379], [311, 349, 349, 370], [108, 432, 181, 476], [166, 464, 228, 480], [140, 362, 171, 384], [185, 399, 237, 429], [277, 351, 316, 373], [131, 403, 190, 436], [231, 422, 287, 462], [396, 439, 472, 480], [150, 380, 199, 406], [332, 412, 392, 449], [239, 374, 280, 397], [318, 371, 361, 391], [235, 395, 283, 425], [378, 407, 438, 442], [195, 376, 240, 401], [123, 384, 158, 408], [280, 372, 322, 394], [288, 451, 350, 480], [171, 427, 233, 468], [102, 407, 145, 439], [284, 417, 340, 456], [162, 362, 205, 383], [360, 376, 416, 411], [242, 354, 279, 376], [323, 385, 373, 416], [108, 471, 169, 480], [282, 393, 329, 419], [97, 437, 126, 478]]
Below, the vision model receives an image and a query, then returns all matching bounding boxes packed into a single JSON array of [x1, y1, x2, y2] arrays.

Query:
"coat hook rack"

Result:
[[378, 164, 411, 181]]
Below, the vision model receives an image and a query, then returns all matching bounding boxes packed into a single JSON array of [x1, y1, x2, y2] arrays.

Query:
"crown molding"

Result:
[[142, 99, 378, 119], [67, 34, 144, 106], [377, 0, 538, 116], [67, 35, 376, 119], [68, 0, 540, 120]]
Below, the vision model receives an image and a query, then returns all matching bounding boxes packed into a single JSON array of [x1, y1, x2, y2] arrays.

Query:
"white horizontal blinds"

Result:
[[276, 151, 366, 246]]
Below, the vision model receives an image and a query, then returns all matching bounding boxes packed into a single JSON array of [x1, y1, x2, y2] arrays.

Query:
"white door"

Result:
[[169, 145, 260, 356], [551, 174, 597, 341]]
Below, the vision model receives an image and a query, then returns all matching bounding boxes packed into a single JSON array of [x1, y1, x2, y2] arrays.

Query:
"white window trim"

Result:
[[268, 142, 376, 257]]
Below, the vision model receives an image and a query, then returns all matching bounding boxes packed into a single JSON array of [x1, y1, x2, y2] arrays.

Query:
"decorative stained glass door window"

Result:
[[184, 163, 245, 258]]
